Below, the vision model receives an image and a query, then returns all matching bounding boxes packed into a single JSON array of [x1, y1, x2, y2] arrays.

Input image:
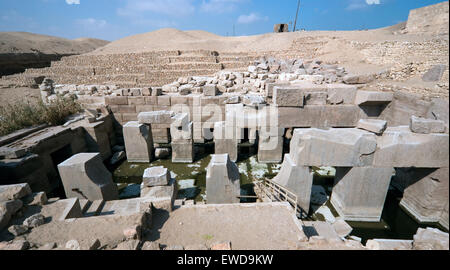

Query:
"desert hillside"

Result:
[[0, 32, 109, 76]]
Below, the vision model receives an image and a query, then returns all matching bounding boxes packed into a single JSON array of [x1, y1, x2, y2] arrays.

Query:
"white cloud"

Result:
[[347, 0, 381, 10], [118, 0, 195, 17], [76, 18, 107, 29], [237, 13, 267, 24], [366, 0, 380, 4], [66, 0, 80, 5], [200, 0, 246, 14]]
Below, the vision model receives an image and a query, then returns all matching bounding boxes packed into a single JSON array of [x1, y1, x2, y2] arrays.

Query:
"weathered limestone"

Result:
[[123, 121, 154, 163], [357, 119, 387, 135], [398, 168, 449, 228], [354, 91, 393, 106], [206, 154, 241, 204], [0, 183, 32, 202], [143, 166, 170, 187], [84, 120, 112, 161], [170, 113, 194, 163], [331, 167, 394, 222], [213, 122, 238, 162], [366, 239, 413, 250], [332, 219, 353, 238], [272, 154, 313, 214], [373, 126, 449, 168], [290, 128, 377, 167], [413, 227, 449, 250], [343, 74, 376, 84], [410, 115, 446, 134], [258, 127, 284, 163], [273, 86, 304, 107], [203, 84, 218, 96], [57, 153, 119, 201], [140, 177, 178, 211], [327, 84, 357, 104], [59, 198, 83, 221], [138, 111, 174, 125]]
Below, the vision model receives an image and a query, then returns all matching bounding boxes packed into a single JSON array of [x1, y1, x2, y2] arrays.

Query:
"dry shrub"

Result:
[[0, 95, 81, 136]]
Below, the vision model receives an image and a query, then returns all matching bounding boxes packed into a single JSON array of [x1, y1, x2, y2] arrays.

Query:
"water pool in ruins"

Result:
[[108, 144, 447, 245]]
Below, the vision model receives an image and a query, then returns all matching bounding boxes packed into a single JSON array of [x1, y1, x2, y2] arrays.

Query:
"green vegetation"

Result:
[[0, 95, 81, 136]]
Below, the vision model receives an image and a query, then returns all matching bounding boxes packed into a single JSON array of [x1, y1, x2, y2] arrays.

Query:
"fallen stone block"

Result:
[[355, 91, 393, 106], [143, 166, 170, 187], [343, 73, 375, 84], [123, 121, 154, 163], [8, 225, 29, 236], [413, 227, 449, 250], [410, 115, 446, 134], [138, 111, 174, 124], [57, 153, 119, 201], [23, 213, 45, 228], [23, 192, 48, 206], [331, 167, 394, 222], [290, 128, 377, 167], [206, 154, 240, 204], [366, 239, 413, 250], [373, 126, 449, 168], [357, 119, 387, 134], [327, 84, 357, 104], [0, 183, 32, 202]]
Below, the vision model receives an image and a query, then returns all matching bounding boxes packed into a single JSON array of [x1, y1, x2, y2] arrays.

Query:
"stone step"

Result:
[[79, 199, 91, 213]]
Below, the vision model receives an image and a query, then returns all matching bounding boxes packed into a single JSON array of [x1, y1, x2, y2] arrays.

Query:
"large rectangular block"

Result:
[[138, 111, 174, 124], [171, 142, 194, 163], [206, 154, 240, 204], [327, 84, 357, 104], [258, 128, 285, 164], [123, 121, 154, 163], [272, 154, 313, 214], [331, 167, 394, 222], [373, 126, 449, 168], [57, 153, 119, 201], [290, 128, 377, 167], [410, 116, 446, 134], [277, 105, 361, 128], [273, 87, 304, 107]]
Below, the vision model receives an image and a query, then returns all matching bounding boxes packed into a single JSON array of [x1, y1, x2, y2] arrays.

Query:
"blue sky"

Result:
[[0, 0, 447, 41]]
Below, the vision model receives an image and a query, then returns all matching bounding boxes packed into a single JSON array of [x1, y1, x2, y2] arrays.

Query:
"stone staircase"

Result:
[[3, 50, 261, 88]]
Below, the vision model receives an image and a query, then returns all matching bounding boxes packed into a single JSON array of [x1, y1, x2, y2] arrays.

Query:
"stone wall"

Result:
[[405, 1, 449, 35]]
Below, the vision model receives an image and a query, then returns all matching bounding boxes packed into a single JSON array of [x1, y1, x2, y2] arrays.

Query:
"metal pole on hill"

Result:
[[293, 0, 301, 32]]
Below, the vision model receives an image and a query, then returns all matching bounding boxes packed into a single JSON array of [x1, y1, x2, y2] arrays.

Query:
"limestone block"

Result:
[[258, 128, 284, 163], [304, 92, 327, 105], [138, 111, 174, 124], [343, 73, 376, 84], [290, 128, 377, 167], [422, 64, 447, 82], [141, 178, 177, 201], [277, 105, 361, 128], [273, 86, 304, 107], [366, 239, 413, 250], [0, 183, 32, 202], [373, 126, 449, 168], [171, 120, 193, 142], [123, 121, 154, 163], [143, 166, 170, 187], [171, 142, 194, 163], [410, 116, 445, 134], [266, 82, 289, 97], [413, 227, 449, 250], [272, 154, 313, 214], [355, 91, 393, 106], [203, 84, 218, 96], [330, 167, 394, 222], [439, 201, 449, 230], [426, 98, 449, 125], [206, 154, 241, 204], [57, 153, 119, 201], [357, 119, 387, 134], [332, 219, 353, 238], [399, 168, 449, 224], [84, 121, 112, 161], [327, 84, 357, 104]]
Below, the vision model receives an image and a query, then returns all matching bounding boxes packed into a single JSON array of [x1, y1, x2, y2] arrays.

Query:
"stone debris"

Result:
[[8, 225, 29, 236], [210, 241, 232, 250], [23, 213, 45, 228], [366, 239, 413, 250], [23, 192, 48, 206], [410, 115, 446, 134], [0, 240, 30, 250], [143, 166, 170, 187], [0, 183, 32, 202], [413, 227, 449, 250], [357, 119, 387, 135]]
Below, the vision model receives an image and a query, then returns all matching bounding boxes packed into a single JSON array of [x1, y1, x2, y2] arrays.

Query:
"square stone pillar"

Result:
[[213, 121, 238, 162], [170, 113, 194, 163], [330, 167, 394, 222], [258, 127, 284, 163], [206, 154, 241, 204], [57, 153, 119, 201], [272, 154, 313, 214], [123, 121, 154, 163]]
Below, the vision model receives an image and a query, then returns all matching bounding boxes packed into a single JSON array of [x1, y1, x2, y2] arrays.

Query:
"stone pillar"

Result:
[[57, 153, 119, 201], [123, 121, 154, 163], [272, 154, 314, 214], [397, 167, 449, 229], [330, 167, 394, 222], [84, 120, 112, 161], [213, 122, 238, 162], [258, 127, 284, 163], [170, 113, 194, 163], [206, 154, 240, 204]]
